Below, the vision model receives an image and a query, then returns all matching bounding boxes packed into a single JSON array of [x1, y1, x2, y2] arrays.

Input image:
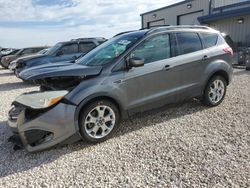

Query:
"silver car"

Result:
[[8, 26, 234, 152]]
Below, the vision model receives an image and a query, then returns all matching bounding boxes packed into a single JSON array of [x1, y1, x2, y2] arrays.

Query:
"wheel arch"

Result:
[[209, 70, 229, 85], [202, 69, 229, 97], [74, 94, 127, 133]]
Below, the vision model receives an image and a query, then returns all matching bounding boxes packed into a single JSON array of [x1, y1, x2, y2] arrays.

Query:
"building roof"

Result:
[[199, 2, 250, 24], [140, 0, 193, 16]]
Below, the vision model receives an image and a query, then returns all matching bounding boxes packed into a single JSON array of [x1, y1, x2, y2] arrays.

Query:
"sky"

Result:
[[0, 0, 182, 48]]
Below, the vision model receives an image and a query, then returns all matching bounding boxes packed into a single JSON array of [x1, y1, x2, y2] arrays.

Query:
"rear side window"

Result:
[[176, 32, 202, 55], [131, 34, 171, 64], [200, 32, 218, 48], [21, 48, 34, 55], [79, 42, 96, 53], [60, 43, 78, 55], [32, 48, 44, 53]]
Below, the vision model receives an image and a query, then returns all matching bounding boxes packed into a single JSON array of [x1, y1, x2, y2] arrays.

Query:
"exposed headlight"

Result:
[[15, 90, 69, 109], [43, 95, 65, 107]]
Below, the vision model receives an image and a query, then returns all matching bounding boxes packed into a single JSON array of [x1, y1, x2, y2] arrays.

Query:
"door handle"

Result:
[[114, 79, 123, 84], [163, 65, 171, 71], [202, 55, 209, 61]]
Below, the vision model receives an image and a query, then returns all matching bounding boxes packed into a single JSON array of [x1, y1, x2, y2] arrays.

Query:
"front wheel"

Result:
[[79, 100, 120, 142], [202, 76, 227, 107]]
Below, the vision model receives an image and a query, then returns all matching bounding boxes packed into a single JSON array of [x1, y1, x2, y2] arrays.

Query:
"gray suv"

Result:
[[8, 26, 233, 152]]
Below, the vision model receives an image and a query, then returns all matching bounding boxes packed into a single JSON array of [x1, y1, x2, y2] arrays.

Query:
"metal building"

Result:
[[141, 0, 250, 47]]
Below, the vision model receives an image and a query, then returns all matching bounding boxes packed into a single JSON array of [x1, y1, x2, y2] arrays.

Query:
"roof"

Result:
[[140, 0, 193, 16]]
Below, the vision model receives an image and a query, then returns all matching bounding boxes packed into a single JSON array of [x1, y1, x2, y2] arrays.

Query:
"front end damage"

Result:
[[34, 76, 85, 91], [8, 90, 81, 152]]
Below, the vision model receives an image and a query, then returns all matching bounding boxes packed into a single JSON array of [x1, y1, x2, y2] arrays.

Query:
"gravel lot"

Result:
[[0, 67, 249, 187]]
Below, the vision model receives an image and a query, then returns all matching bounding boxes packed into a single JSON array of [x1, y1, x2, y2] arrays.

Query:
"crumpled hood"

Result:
[[19, 62, 102, 81], [17, 54, 46, 62]]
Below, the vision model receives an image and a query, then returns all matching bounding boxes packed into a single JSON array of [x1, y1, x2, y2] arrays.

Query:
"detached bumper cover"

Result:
[[8, 103, 81, 152]]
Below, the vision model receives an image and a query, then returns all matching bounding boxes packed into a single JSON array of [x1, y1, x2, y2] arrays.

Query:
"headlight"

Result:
[[15, 90, 69, 109], [43, 96, 65, 108]]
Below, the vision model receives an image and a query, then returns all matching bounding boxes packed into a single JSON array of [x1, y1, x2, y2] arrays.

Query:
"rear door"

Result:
[[174, 32, 207, 99]]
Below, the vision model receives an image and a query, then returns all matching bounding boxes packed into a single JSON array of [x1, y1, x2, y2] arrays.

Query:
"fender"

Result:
[[201, 59, 233, 91]]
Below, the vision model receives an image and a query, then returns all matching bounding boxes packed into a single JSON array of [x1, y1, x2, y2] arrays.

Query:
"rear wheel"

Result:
[[79, 100, 120, 142], [202, 76, 227, 106]]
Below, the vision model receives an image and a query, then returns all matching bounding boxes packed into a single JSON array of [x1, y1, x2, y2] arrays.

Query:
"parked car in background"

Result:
[[12, 38, 107, 76], [0, 49, 19, 66], [1, 47, 47, 69], [9, 26, 234, 152]]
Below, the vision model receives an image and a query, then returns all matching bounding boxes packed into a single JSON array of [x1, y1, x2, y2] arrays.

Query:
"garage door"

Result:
[[178, 11, 203, 25], [147, 19, 165, 27]]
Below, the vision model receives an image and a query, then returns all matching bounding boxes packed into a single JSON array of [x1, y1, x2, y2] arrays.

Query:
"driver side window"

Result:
[[131, 34, 171, 64]]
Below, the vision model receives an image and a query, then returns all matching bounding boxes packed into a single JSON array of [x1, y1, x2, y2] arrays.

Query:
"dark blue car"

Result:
[[11, 38, 106, 75]]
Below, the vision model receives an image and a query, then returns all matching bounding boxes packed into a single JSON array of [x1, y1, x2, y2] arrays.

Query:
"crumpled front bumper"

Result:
[[8, 102, 81, 152]]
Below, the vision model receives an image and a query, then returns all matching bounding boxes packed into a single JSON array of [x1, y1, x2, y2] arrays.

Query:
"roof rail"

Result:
[[71, 37, 106, 41], [146, 25, 215, 34], [113, 30, 138, 37]]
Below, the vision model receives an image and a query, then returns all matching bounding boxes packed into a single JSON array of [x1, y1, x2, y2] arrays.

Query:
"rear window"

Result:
[[60, 43, 78, 55], [200, 32, 218, 48], [21, 48, 34, 55], [223, 35, 236, 52], [79, 42, 96, 53], [32, 48, 44, 53], [176, 32, 202, 55]]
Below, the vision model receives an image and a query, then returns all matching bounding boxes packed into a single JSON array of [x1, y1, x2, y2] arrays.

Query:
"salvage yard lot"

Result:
[[0, 68, 249, 187]]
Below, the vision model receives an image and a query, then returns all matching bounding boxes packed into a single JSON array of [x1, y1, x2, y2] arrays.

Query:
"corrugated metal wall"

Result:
[[141, 0, 250, 45], [141, 0, 210, 28], [213, 0, 249, 8], [210, 15, 250, 46]]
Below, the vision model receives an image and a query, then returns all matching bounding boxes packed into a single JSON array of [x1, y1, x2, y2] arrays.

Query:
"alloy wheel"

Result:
[[84, 105, 116, 139], [208, 79, 225, 104]]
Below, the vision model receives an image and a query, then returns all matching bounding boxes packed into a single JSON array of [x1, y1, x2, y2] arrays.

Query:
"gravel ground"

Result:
[[0, 67, 249, 187]]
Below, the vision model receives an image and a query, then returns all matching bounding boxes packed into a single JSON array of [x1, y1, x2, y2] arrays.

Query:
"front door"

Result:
[[120, 33, 181, 113]]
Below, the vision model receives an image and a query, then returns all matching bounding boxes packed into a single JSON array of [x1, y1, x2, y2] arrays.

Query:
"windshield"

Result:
[[45, 43, 62, 55], [77, 33, 143, 66]]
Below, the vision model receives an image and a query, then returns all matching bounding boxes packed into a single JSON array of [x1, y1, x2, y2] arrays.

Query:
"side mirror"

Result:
[[128, 57, 144, 68], [56, 50, 63, 56]]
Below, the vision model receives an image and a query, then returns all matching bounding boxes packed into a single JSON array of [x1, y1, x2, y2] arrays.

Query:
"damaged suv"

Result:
[[8, 26, 233, 152]]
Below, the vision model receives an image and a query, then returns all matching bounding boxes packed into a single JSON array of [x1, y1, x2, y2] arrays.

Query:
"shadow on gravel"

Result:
[[233, 69, 250, 76], [0, 99, 207, 178], [0, 72, 14, 77], [0, 82, 34, 92]]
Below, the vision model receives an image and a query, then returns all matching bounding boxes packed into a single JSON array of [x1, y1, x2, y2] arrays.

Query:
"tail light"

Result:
[[223, 47, 233, 56]]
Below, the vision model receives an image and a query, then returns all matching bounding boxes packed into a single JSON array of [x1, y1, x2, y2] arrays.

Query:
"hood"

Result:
[[17, 54, 46, 62], [2, 54, 16, 60], [19, 62, 102, 81]]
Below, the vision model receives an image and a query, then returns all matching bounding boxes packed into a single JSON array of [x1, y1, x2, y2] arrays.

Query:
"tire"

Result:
[[79, 100, 120, 143], [202, 76, 227, 107]]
